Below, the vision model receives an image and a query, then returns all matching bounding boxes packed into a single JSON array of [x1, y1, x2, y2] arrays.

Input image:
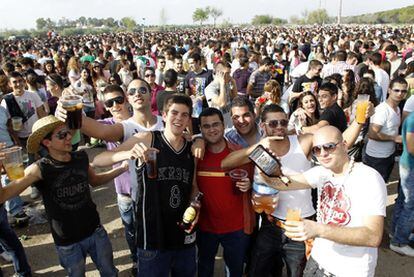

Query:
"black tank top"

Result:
[[35, 151, 100, 246], [135, 131, 195, 250]]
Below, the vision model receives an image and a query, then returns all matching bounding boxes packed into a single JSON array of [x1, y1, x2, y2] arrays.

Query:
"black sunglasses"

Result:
[[55, 129, 72, 140], [104, 96, 125, 108], [311, 142, 340, 156], [127, 86, 149, 96], [145, 74, 155, 77], [264, 119, 288, 128]]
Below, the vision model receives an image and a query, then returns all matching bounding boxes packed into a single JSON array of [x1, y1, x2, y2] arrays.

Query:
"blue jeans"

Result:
[[391, 165, 414, 245], [362, 152, 395, 182], [0, 205, 31, 276], [1, 175, 24, 216], [117, 194, 137, 263], [137, 246, 196, 277], [249, 216, 306, 277], [55, 226, 117, 277], [197, 229, 250, 277]]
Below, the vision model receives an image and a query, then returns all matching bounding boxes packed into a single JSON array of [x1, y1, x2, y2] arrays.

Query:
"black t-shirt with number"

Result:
[[320, 103, 348, 132], [35, 151, 100, 246], [135, 131, 195, 250]]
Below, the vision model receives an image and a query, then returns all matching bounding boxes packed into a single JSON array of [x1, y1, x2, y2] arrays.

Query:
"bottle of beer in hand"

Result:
[[180, 192, 203, 231]]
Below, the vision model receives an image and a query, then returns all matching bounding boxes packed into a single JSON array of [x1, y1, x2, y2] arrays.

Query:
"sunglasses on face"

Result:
[[55, 129, 72, 140], [145, 73, 155, 77], [104, 96, 125, 108], [264, 119, 288, 128], [311, 142, 340, 156], [127, 86, 149, 96]]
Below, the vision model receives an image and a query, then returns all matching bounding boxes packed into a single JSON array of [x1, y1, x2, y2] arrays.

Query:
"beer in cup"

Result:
[[1, 146, 25, 181], [61, 95, 83, 129], [11, 117, 23, 131], [355, 94, 370, 124]]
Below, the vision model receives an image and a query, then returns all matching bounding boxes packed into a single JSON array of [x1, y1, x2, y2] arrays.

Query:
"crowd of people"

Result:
[[0, 24, 413, 276]]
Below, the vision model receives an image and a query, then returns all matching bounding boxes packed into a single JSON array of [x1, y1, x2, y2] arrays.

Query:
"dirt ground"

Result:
[[1, 147, 413, 276]]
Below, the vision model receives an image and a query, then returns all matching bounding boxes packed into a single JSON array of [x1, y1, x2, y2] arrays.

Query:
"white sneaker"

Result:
[[390, 243, 414, 257], [0, 251, 13, 263], [30, 187, 40, 199]]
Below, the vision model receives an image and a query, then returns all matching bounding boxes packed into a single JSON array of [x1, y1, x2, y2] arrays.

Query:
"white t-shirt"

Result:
[[303, 163, 386, 277], [121, 116, 164, 201], [1, 91, 43, 138], [365, 102, 400, 158], [403, 95, 414, 113], [372, 67, 390, 102], [204, 81, 232, 129]]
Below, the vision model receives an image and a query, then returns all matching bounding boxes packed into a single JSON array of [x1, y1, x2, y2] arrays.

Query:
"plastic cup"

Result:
[[286, 208, 302, 221], [229, 168, 248, 194], [1, 146, 24, 181], [11, 117, 23, 131], [61, 95, 83, 129], [355, 94, 370, 124], [251, 190, 279, 215], [146, 150, 157, 179]]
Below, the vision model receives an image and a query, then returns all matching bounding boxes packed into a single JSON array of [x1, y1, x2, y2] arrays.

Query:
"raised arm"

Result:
[[0, 163, 42, 203], [92, 132, 152, 167], [88, 162, 129, 187]]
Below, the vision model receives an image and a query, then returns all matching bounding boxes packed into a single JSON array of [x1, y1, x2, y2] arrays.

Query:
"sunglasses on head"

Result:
[[55, 129, 72, 140], [127, 86, 149, 96], [311, 142, 340, 156], [104, 96, 125, 108], [264, 119, 288, 128]]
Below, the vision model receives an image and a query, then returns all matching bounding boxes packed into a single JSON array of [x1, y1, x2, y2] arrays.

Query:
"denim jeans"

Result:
[[1, 175, 24, 216], [362, 152, 395, 183], [391, 165, 414, 245], [55, 226, 117, 277], [249, 216, 306, 277], [0, 205, 31, 276], [197, 229, 250, 277], [137, 246, 196, 277], [117, 194, 137, 263]]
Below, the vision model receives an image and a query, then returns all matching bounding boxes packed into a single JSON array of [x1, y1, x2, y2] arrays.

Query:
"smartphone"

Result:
[[248, 145, 281, 177]]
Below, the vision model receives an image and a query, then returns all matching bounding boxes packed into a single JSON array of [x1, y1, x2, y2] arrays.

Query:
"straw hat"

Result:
[[27, 115, 65, 153]]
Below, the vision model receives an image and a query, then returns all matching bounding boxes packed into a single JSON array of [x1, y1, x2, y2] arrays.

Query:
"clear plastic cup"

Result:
[[11, 117, 23, 131], [356, 94, 370, 124], [146, 149, 157, 179], [1, 146, 24, 180], [61, 95, 83, 129], [229, 168, 248, 194]]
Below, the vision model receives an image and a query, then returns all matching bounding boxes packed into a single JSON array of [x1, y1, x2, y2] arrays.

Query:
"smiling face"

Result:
[[9, 76, 25, 94], [318, 89, 336, 109], [42, 124, 73, 153], [231, 106, 256, 136], [260, 112, 288, 138], [312, 126, 347, 171], [300, 94, 317, 115], [103, 91, 128, 118], [126, 80, 151, 111], [200, 114, 224, 145], [163, 103, 191, 136]]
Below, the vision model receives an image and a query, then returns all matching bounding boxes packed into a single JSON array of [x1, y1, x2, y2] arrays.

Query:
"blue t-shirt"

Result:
[[400, 112, 414, 168], [0, 106, 14, 147]]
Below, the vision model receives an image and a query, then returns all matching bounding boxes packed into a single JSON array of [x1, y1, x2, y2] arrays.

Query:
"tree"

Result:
[[272, 17, 287, 25], [78, 16, 87, 27], [306, 9, 331, 24], [36, 18, 47, 30], [192, 8, 209, 26], [207, 6, 223, 26], [120, 17, 137, 30], [251, 15, 273, 25]]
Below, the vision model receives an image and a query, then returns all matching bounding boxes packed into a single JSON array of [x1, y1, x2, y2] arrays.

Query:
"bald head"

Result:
[[313, 126, 343, 146]]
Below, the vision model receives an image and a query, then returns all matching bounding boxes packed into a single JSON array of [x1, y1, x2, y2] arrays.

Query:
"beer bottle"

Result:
[[180, 192, 203, 231]]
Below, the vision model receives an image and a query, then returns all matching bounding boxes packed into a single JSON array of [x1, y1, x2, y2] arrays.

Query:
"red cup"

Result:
[[229, 168, 248, 194]]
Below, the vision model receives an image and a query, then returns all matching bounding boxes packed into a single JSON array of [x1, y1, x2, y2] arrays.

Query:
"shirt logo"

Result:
[[319, 181, 351, 226]]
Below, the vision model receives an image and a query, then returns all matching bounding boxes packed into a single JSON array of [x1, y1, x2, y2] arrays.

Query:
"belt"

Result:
[[267, 215, 286, 229]]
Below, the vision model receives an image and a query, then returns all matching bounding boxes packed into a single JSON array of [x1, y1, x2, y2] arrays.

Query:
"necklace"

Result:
[[316, 157, 355, 224]]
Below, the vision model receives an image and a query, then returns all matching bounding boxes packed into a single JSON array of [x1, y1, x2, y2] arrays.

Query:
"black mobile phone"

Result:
[[248, 145, 281, 177]]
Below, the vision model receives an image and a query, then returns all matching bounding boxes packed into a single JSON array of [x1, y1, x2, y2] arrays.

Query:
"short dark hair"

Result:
[[335, 50, 347, 62], [199, 107, 224, 123], [188, 53, 201, 63], [260, 57, 273, 66], [308, 59, 323, 70], [1, 62, 15, 73], [389, 76, 408, 89], [164, 94, 193, 115], [369, 52, 382, 66], [46, 73, 64, 89], [384, 44, 398, 53], [260, 104, 286, 122], [103, 84, 125, 96], [231, 96, 255, 114], [9, 71, 23, 79], [319, 82, 338, 95], [164, 69, 178, 87]]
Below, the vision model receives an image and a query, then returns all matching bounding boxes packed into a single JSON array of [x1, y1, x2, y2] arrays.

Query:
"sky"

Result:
[[0, 0, 413, 30]]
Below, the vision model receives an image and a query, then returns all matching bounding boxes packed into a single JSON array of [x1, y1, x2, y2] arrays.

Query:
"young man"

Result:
[[93, 94, 199, 277], [1, 71, 47, 199], [222, 104, 367, 277], [205, 62, 238, 129], [390, 111, 414, 256], [363, 77, 408, 182], [1, 115, 127, 276], [289, 60, 323, 111], [368, 52, 389, 103], [156, 69, 178, 115], [261, 126, 386, 277], [246, 57, 273, 101], [196, 108, 253, 277]]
